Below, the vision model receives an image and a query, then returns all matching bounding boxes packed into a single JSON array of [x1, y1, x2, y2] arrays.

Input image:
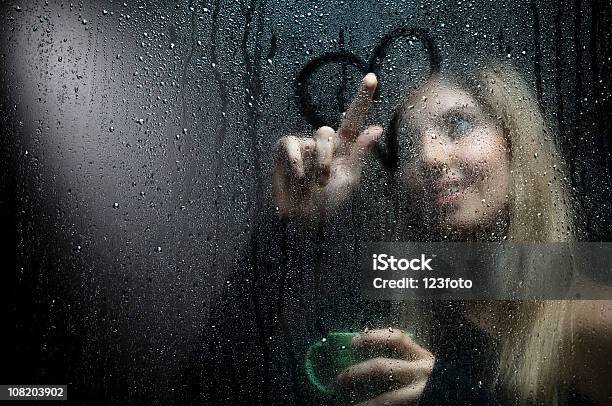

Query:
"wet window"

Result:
[[3, 1, 612, 405]]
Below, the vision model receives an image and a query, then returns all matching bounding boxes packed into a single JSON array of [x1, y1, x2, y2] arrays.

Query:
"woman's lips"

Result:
[[434, 182, 473, 205], [435, 189, 466, 205]]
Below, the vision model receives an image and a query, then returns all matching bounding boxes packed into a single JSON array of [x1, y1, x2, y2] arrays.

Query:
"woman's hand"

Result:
[[336, 328, 435, 406], [272, 73, 383, 223]]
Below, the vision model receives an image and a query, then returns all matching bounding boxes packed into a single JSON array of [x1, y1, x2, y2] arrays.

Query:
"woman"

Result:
[[271, 65, 612, 405]]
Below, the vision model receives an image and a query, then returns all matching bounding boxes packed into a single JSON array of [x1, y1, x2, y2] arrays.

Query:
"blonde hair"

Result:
[[476, 64, 574, 405]]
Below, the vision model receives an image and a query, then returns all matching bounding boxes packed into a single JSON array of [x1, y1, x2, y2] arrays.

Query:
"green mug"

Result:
[[304, 332, 358, 396], [304, 330, 416, 396]]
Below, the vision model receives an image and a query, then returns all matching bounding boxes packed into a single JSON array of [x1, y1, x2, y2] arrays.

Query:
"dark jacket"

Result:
[[187, 201, 400, 405]]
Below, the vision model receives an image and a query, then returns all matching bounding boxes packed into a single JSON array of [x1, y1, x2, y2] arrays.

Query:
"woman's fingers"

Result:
[[338, 73, 378, 142], [352, 328, 430, 360], [273, 135, 316, 180], [354, 382, 426, 406], [273, 136, 304, 179], [314, 126, 336, 186], [271, 87, 381, 217], [335, 330, 434, 406], [336, 357, 419, 389], [330, 125, 382, 190], [346, 125, 383, 164]]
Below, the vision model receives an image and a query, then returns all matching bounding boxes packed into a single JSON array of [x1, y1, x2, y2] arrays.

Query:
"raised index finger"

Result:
[[338, 73, 378, 142]]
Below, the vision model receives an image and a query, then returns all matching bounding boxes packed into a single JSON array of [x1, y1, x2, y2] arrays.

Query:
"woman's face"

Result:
[[397, 78, 510, 232]]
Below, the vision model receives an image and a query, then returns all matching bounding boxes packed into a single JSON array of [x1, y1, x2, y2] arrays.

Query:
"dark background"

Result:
[[1, 0, 611, 404]]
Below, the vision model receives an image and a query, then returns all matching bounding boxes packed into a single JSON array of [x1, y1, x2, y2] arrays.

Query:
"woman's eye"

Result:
[[447, 113, 476, 137]]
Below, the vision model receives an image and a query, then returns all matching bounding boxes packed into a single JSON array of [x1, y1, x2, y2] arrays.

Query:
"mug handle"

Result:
[[304, 340, 336, 396]]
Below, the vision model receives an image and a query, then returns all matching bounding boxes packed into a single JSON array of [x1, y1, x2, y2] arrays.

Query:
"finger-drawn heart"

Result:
[[296, 26, 440, 128]]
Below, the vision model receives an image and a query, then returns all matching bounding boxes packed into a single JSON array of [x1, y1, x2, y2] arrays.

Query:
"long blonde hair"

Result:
[[475, 64, 575, 405]]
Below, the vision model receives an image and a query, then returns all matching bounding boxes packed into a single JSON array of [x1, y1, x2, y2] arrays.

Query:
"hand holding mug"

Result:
[[336, 328, 435, 406]]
